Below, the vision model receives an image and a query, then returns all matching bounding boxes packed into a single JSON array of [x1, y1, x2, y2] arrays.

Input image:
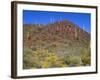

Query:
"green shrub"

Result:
[[23, 47, 68, 69], [80, 48, 91, 66], [63, 55, 82, 67]]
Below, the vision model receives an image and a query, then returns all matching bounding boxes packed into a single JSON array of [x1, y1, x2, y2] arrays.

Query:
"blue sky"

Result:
[[23, 10, 91, 33]]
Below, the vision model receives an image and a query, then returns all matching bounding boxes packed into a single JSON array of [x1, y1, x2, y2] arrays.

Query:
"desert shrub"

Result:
[[81, 54, 91, 66], [23, 47, 68, 69], [69, 56, 81, 66], [62, 55, 70, 65], [62, 47, 91, 67], [32, 48, 68, 68], [80, 48, 91, 66], [63, 55, 82, 67], [23, 47, 34, 69], [41, 53, 68, 68], [23, 47, 91, 69]]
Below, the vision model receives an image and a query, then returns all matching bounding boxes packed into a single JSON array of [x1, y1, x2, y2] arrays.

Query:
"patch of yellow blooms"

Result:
[[32, 48, 68, 68]]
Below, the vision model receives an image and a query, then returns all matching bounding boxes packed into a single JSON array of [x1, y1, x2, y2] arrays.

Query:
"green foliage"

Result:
[[23, 47, 91, 69], [63, 55, 82, 67], [81, 48, 91, 66], [23, 47, 34, 69], [23, 48, 68, 69]]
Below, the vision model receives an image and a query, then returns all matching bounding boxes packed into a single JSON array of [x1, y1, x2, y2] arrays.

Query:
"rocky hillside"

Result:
[[23, 20, 91, 69], [24, 20, 90, 55]]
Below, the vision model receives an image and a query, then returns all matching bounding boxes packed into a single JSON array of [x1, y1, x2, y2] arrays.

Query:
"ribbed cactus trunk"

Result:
[[75, 27, 77, 38]]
